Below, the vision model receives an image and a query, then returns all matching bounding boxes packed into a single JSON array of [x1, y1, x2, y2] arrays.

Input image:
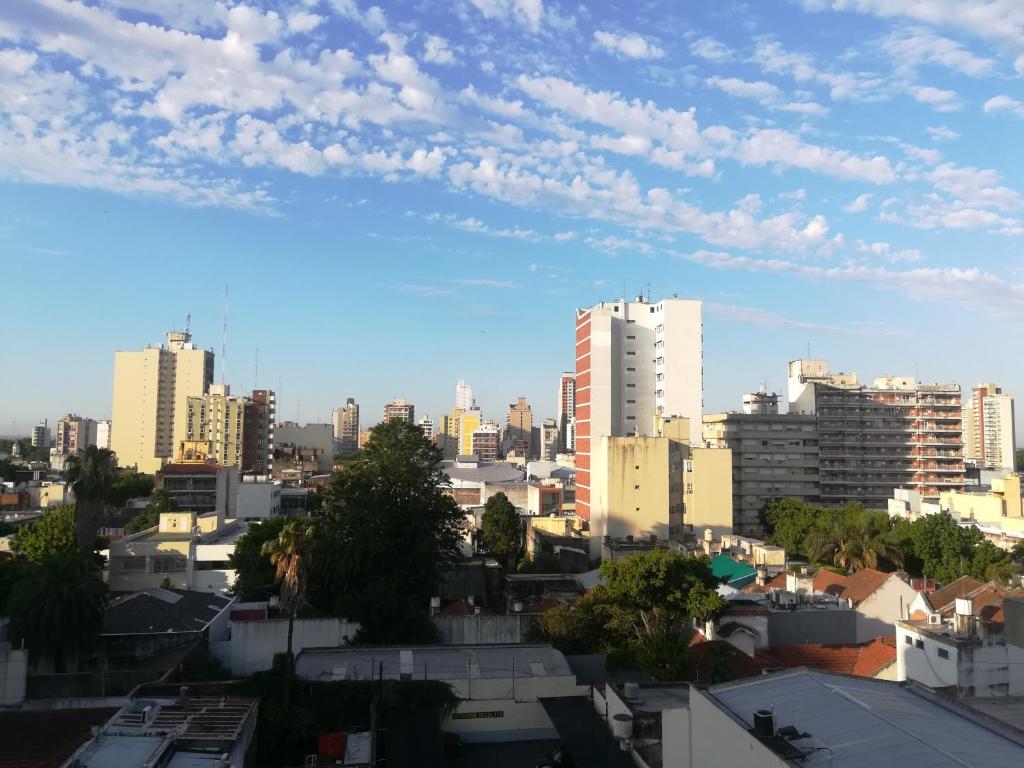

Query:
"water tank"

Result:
[[611, 713, 634, 739], [753, 709, 775, 738], [623, 682, 640, 700]]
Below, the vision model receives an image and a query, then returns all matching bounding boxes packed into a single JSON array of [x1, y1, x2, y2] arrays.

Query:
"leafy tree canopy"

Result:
[[229, 516, 290, 601], [106, 471, 155, 508], [11, 505, 79, 560], [480, 492, 522, 567]]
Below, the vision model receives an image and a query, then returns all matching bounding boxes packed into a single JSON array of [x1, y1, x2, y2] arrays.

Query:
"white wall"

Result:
[[896, 625, 960, 689], [689, 687, 788, 768], [236, 481, 281, 520], [215, 616, 361, 676], [0, 645, 27, 706], [856, 576, 917, 643], [662, 705, 690, 768]]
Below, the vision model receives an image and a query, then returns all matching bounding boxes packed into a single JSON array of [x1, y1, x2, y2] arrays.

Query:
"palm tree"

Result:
[[7, 553, 108, 672], [806, 512, 904, 572], [262, 520, 317, 682], [65, 446, 118, 553]]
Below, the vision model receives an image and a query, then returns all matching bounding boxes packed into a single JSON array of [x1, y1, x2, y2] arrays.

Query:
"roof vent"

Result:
[[753, 710, 775, 738]]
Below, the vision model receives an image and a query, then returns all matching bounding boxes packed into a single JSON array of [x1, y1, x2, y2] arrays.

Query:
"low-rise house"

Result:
[[105, 510, 246, 593], [898, 588, 1024, 697], [295, 644, 588, 743]]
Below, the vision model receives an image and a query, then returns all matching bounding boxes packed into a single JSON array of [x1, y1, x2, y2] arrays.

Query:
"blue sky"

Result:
[[1, 0, 1023, 437]]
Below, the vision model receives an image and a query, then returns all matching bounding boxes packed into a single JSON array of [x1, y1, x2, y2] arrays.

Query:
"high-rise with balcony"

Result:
[[788, 359, 965, 508], [383, 398, 415, 424], [963, 383, 1016, 473], [557, 373, 575, 452], [184, 385, 275, 474], [575, 296, 703, 524], [459, 407, 482, 456], [112, 330, 214, 473], [455, 380, 475, 411], [333, 398, 360, 456]]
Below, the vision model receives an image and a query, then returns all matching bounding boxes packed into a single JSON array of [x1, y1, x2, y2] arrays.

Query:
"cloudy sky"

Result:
[[1, 0, 1022, 435]]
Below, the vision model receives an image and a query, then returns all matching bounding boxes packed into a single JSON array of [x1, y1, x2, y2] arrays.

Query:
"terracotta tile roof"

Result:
[[517, 596, 564, 615], [923, 576, 984, 612], [740, 572, 787, 593], [851, 637, 898, 677], [812, 569, 850, 597], [837, 568, 890, 606], [0, 708, 118, 768], [439, 598, 493, 616]]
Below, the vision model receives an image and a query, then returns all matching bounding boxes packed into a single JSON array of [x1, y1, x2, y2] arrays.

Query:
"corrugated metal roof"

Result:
[[708, 670, 1024, 767]]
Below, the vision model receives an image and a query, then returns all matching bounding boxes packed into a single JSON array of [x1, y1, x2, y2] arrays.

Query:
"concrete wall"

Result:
[[856, 576, 917, 643], [662, 705, 690, 768], [432, 615, 534, 645], [214, 616, 360, 676], [237, 481, 281, 519], [688, 687, 788, 768], [685, 447, 733, 540], [766, 608, 858, 646], [0, 644, 27, 706]]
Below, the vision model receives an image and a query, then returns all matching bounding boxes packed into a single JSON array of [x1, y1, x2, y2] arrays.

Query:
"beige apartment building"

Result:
[[788, 359, 965, 508], [333, 398, 360, 456], [382, 397, 415, 424], [963, 382, 1016, 472], [505, 397, 534, 458], [111, 330, 214, 473], [588, 416, 732, 560], [459, 407, 481, 456]]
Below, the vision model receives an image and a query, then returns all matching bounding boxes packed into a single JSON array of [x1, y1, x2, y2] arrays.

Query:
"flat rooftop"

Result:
[[706, 669, 1024, 767]]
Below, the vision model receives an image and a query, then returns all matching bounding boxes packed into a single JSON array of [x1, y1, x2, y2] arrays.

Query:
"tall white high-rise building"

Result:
[[418, 415, 435, 438], [575, 296, 703, 525], [455, 379, 475, 411], [111, 329, 214, 473], [964, 383, 1016, 472], [333, 398, 360, 456], [557, 372, 575, 452]]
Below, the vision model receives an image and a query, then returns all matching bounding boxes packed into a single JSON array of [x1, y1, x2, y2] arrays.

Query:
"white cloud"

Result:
[[705, 302, 888, 334], [449, 277, 521, 288], [751, 39, 885, 101], [984, 95, 1024, 118], [593, 30, 664, 60], [855, 239, 923, 262], [423, 35, 455, 65], [470, 0, 545, 30], [690, 36, 733, 61], [909, 85, 960, 112], [586, 235, 655, 255], [843, 193, 872, 212], [707, 76, 827, 115], [882, 28, 994, 77], [329, 0, 388, 32], [554, 230, 577, 241], [286, 12, 324, 35], [732, 129, 897, 183], [926, 125, 960, 141]]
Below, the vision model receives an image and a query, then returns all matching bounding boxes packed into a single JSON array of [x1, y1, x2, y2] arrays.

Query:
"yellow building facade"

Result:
[[111, 330, 214, 473], [459, 409, 481, 456]]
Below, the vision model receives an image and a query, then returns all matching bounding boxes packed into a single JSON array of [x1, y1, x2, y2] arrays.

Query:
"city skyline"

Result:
[[2, 1, 1024, 438]]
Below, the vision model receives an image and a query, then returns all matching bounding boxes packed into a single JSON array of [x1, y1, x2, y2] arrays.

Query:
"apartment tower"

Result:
[[557, 372, 575, 452], [112, 330, 214, 473], [963, 383, 1016, 473], [788, 359, 965, 507], [575, 296, 703, 524], [333, 398, 360, 456], [505, 397, 534, 458], [383, 398, 415, 424]]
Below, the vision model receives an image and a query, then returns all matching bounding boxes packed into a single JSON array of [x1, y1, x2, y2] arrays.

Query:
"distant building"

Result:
[[418, 414, 434, 438], [273, 421, 334, 475], [111, 329, 214, 473], [963, 382, 1016, 472], [471, 421, 500, 462], [460, 407, 482, 457], [505, 397, 534, 458], [383, 397, 415, 424], [95, 419, 111, 449], [455, 379, 475, 411], [357, 429, 372, 449], [332, 397, 360, 456], [742, 385, 779, 414], [184, 385, 275, 474], [541, 418, 559, 461], [557, 372, 575, 453], [703, 406, 820, 535], [575, 296, 703, 526], [789, 359, 965, 508], [438, 411, 461, 459], [55, 413, 96, 455], [30, 419, 50, 448]]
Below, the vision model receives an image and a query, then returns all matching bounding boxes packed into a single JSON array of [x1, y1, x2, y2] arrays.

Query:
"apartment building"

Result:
[[418, 414, 434, 438], [703, 397, 820, 534], [557, 372, 575, 452], [505, 397, 533, 458], [540, 418, 559, 461], [459, 406, 482, 456], [30, 420, 50, 448], [471, 421, 500, 462], [382, 397, 415, 424], [184, 386, 275, 474], [52, 413, 98, 469], [332, 397, 360, 456], [111, 329, 214, 473], [575, 296, 703, 525], [963, 382, 1016, 472], [788, 359, 965, 508]]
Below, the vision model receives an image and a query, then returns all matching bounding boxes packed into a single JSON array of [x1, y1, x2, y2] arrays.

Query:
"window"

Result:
[[626, 351, 636, 356], [121, 557, 147, 573], [915, 639, 924, 649], [904, 635, 913, 646], [634, 484, 640, 490], [627, 399, 636, 404], [937, 648, 949, 659], [151, 555, 186, 574], [626, 335, 636, 340], [626, 367, 636, 372]]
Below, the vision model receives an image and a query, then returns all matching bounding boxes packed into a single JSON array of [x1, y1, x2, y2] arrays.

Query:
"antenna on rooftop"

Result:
[[185, 313, 191, 335], [221, 283, 229, 386], [254, 345, 259, 391]]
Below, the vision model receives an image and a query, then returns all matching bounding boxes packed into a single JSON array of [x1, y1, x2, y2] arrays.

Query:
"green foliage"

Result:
[[1016, 449, 1024, 472], [124, 489, 172, 534], [480, 492, 522, 567], [7, 553, 108, 672], [313, 420, 465, 642], [760, 499, 819, 557], [106, 472, 155, 507], [0, 558, 31, 615], [229, 517, 290, 601], [0, 522, 14, 537], [907, 512, 981, 583], [535, 551, 724, 681], [803, 506, 904, 572], [65, 446, 118, 552], [0, 459, 17, 482], [12, 505, 78, 560]]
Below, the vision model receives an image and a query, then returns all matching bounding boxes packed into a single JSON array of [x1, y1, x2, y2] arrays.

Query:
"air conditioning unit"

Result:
[[927, 613, 941, 625]]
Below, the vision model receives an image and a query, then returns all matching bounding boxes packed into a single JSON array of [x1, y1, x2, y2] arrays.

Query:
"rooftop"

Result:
[[102, 588, 234, 636], [295, 643, 574, 683], [440, 459, 523, 484], [705, 669, 1024, 767], [0, 708, 118, 768]]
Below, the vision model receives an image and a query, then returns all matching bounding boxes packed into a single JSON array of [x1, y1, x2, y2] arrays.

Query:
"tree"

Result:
[[124, 488, 172, 534], [686, 583, 728, 624], [65, 446, 118, 552], [7, 553, 108, 672], [1016, 449, 1024, 472], [908, 513, 981, 583], [229, 516, 290, 601], [106, 472, 155, 508], [480, 492, 522, 568], [313, 420, 465, 642], [262, 520, 317, 690], [804, 507, 904, 573], [760, 499, 818, 557], [11, 505, 78, 560]]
